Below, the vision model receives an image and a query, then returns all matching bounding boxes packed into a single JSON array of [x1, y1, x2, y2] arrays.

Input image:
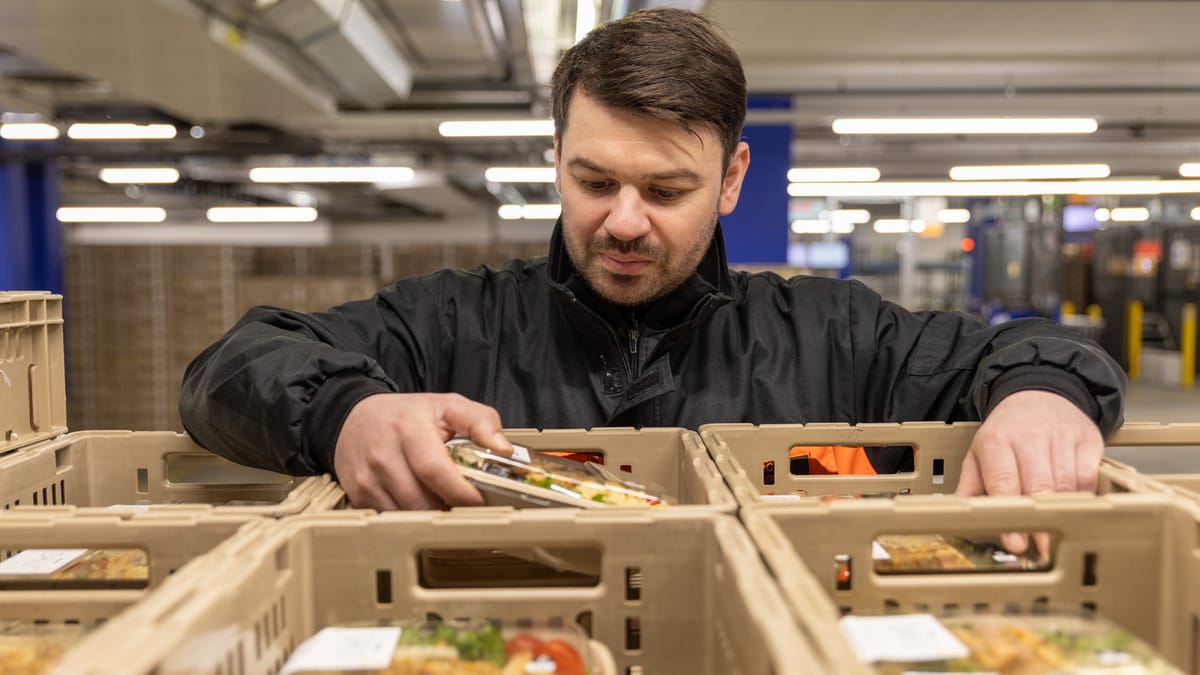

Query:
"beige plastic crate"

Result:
[[0, 291, 68, 454], [703, 421, 1181, 509], [0, 514, 272, 672], [0, 430, 338, 517], [54, 510, 816, 675], [498, 427, 735, 511], [742, 492, 1200, 674]]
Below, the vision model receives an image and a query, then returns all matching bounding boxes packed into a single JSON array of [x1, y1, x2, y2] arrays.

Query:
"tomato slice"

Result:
[[535, 638, 586, 675], [505, 633, 544, 658]]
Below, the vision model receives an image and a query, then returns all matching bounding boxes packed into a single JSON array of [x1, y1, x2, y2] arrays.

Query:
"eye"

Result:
[[579, 179, 609, 192], [652, 188, 683, 201]]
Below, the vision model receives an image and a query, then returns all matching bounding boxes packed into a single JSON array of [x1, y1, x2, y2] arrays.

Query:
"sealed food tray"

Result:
[[52, 510, 815, 675], [702, 421, 1182, 509], [0, 513, 271, 672], [742, 492, 1200, 673], [395, 427, 731, 512], [0, 430, 339, 517], [0, 291, 67, 455]]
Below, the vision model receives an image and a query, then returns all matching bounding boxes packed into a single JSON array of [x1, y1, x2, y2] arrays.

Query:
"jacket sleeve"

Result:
[[849, 281, 1126, 437], [178, 281, 444, 475]]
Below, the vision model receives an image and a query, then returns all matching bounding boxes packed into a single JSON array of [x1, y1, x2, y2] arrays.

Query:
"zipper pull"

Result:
[[629, 327, 639, 355]]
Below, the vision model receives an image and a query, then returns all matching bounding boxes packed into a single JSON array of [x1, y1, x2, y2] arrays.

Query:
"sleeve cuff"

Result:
[[304, 374, 396, 475], [982, 364, 1101, 424]]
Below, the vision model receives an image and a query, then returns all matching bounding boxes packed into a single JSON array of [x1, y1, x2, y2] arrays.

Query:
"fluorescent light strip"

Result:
[[939, 208, 971, 224], [1110, 207, 1150, 222], [791, 219, 832, 234], [949, 163, 1111, 181], [788, 167, 880, 182], [0, 123, 59, 140], [206, 206, 318, 223], [485, 167, 556, 183], [832, 118, 1098, 135], [439, 120, 554, 137], [873, 219, 915, 234], [99, 168, 180, 184], [1095, 208, 1110, 223], [1181, 163, 1200, 178], [67, 123, 177, 140], [498, 203, 561, 220], [832, 222, 856, 234], [788, 180, 1200, 198], [575, 0, 596, 42], [57, 207, 166, 223], [1192, 207, 1200, 221], [831, 209, 871, 225], [248, 166, 414, 183]]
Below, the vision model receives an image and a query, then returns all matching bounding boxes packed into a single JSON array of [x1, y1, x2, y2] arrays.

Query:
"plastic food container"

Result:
[[446, 440, 676, 508], [0, 622, 87, 675], [279, 621, 597, 675]]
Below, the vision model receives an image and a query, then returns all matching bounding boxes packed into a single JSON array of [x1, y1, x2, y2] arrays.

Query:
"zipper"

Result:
[[628, 326, 639, 356]]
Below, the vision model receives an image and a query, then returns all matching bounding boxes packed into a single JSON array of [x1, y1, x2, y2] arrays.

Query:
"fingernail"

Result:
[[493, 432, 513, 451], [1002, 532, 1028, 554]]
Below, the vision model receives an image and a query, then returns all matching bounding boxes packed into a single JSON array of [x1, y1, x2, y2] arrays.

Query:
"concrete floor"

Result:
[[1105, 380, 1200, 473]]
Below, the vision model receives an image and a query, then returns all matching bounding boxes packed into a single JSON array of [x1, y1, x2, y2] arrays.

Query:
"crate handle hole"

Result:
[[932, 458, 945, 485], [375, 569, 393, 605], [835, 554, 852, 591], [136, 468, 149, 494], [762, 460, 775, 486], [1082, 552, 1098, 586]]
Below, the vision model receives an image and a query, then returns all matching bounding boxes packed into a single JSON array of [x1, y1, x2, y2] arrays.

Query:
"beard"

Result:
[[563, 211, 718, 307]]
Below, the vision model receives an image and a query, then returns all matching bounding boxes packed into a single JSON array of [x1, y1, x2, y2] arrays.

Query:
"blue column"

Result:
[[721, 96, 790, 264], [0, 144, 61, 293]]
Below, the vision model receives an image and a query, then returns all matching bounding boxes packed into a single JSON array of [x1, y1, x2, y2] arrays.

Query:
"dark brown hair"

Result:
[[551, 7, 747, 160]]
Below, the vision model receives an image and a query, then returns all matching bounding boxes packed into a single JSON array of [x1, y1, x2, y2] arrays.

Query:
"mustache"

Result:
[[589, 234, 662, 258]]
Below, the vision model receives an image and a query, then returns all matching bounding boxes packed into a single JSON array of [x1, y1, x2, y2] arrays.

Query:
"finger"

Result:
[[439, 395, 512, 454], [969, 434, 1026, 496], [400, 420, 485, 507], [1002, 532, 1030, 555], [1049, 429, 1079, 493], [954, 451, 985, 497], [1075, 428, 1104, 494], [1033, 532, 1052, 562], [349, 479, 402, 512], [364, 439, 446, 511]]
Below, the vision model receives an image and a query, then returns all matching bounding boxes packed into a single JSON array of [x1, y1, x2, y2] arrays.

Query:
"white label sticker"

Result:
[[838, 614, 969, 664], [871, 541, 891, 561], [0, 549, 88, 575], [510, 444, 532, 464], [106, 504, 152, 512], [760, 494, 803, 502], [278, 627, 401, 675]]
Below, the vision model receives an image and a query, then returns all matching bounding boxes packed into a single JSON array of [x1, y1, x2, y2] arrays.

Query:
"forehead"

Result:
[[559, 91, 724, 172]]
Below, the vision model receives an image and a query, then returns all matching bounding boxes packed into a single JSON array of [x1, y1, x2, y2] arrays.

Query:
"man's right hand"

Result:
[[332, 392, 512, 511]]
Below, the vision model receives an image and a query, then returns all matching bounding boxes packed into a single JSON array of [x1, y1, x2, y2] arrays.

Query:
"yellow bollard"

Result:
[[1087, 304, 1102, 321], [1182, 304, 1196, 389], [1061, 301, 1076, 317], [1127, 301, 1143, 379]]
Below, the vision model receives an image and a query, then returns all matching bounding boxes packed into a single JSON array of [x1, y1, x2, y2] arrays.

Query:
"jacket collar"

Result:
[[546, 219, 734, 332]]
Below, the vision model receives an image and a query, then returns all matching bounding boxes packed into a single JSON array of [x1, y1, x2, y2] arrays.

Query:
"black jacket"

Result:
[[179, 222, 1126, 476]]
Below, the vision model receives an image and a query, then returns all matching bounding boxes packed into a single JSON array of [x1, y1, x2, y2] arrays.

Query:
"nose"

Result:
[[603, 186, 652, 241]]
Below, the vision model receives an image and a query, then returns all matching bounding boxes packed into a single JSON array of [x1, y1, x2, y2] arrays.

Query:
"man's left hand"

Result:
[[955, 390, 1104, 499]]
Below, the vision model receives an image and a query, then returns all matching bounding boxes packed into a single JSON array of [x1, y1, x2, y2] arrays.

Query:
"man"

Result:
[[180, 8, 1125, 520]]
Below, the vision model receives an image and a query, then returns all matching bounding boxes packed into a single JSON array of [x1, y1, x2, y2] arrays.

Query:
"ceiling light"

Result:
[[1192, 207, 1200, 221], [67, 123, 177, 140], [873, 219, 913, 234], [439, 120, 554, 137], [1110, 207, 1150, 222], [56, 207, 166, 223], [248, 166, 414, 183], [831, 222, 855, 234], [788, 180, 1200, 198], [788, 167, 880, 182], [830, 209, 871, 225], [98, 168, 180, 184], [791, 219, 832, 234], [939, 208, 971, 224], [832, 118, 1098, 135], [498, 203, 561, 220], [949, 164, 1111, 181], [910, 220, 927, 233], [206, 206, 318, 223], [1095, 208, 1111, 223], [0, 123, 59, 140], [485, 167, 556, 183], [1181, 164, 1200, 177]]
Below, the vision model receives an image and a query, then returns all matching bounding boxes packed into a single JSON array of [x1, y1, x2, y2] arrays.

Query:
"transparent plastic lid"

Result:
[[0, 622, 88, 674], [278, 620, 597, 675], [840, 611, 1182, 674], [446, 439, 677, 508]]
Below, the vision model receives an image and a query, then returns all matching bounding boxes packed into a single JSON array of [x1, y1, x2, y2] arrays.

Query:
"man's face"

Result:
[[555, 91, 749, 306]]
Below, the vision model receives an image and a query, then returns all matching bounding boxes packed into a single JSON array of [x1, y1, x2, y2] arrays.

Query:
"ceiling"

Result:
[[2, 0, 1200, 234]]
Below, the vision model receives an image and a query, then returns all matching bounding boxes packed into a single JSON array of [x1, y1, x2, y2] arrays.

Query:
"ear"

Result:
[[717, 141, 750, 215], [553, 136, 562, 195]]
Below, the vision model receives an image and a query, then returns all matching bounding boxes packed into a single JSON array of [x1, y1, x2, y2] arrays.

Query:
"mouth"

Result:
[[602, 253, 653, 275]]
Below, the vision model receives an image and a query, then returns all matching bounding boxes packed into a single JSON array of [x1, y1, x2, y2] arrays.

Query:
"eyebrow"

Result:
[[567, 157, 701, 183]]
